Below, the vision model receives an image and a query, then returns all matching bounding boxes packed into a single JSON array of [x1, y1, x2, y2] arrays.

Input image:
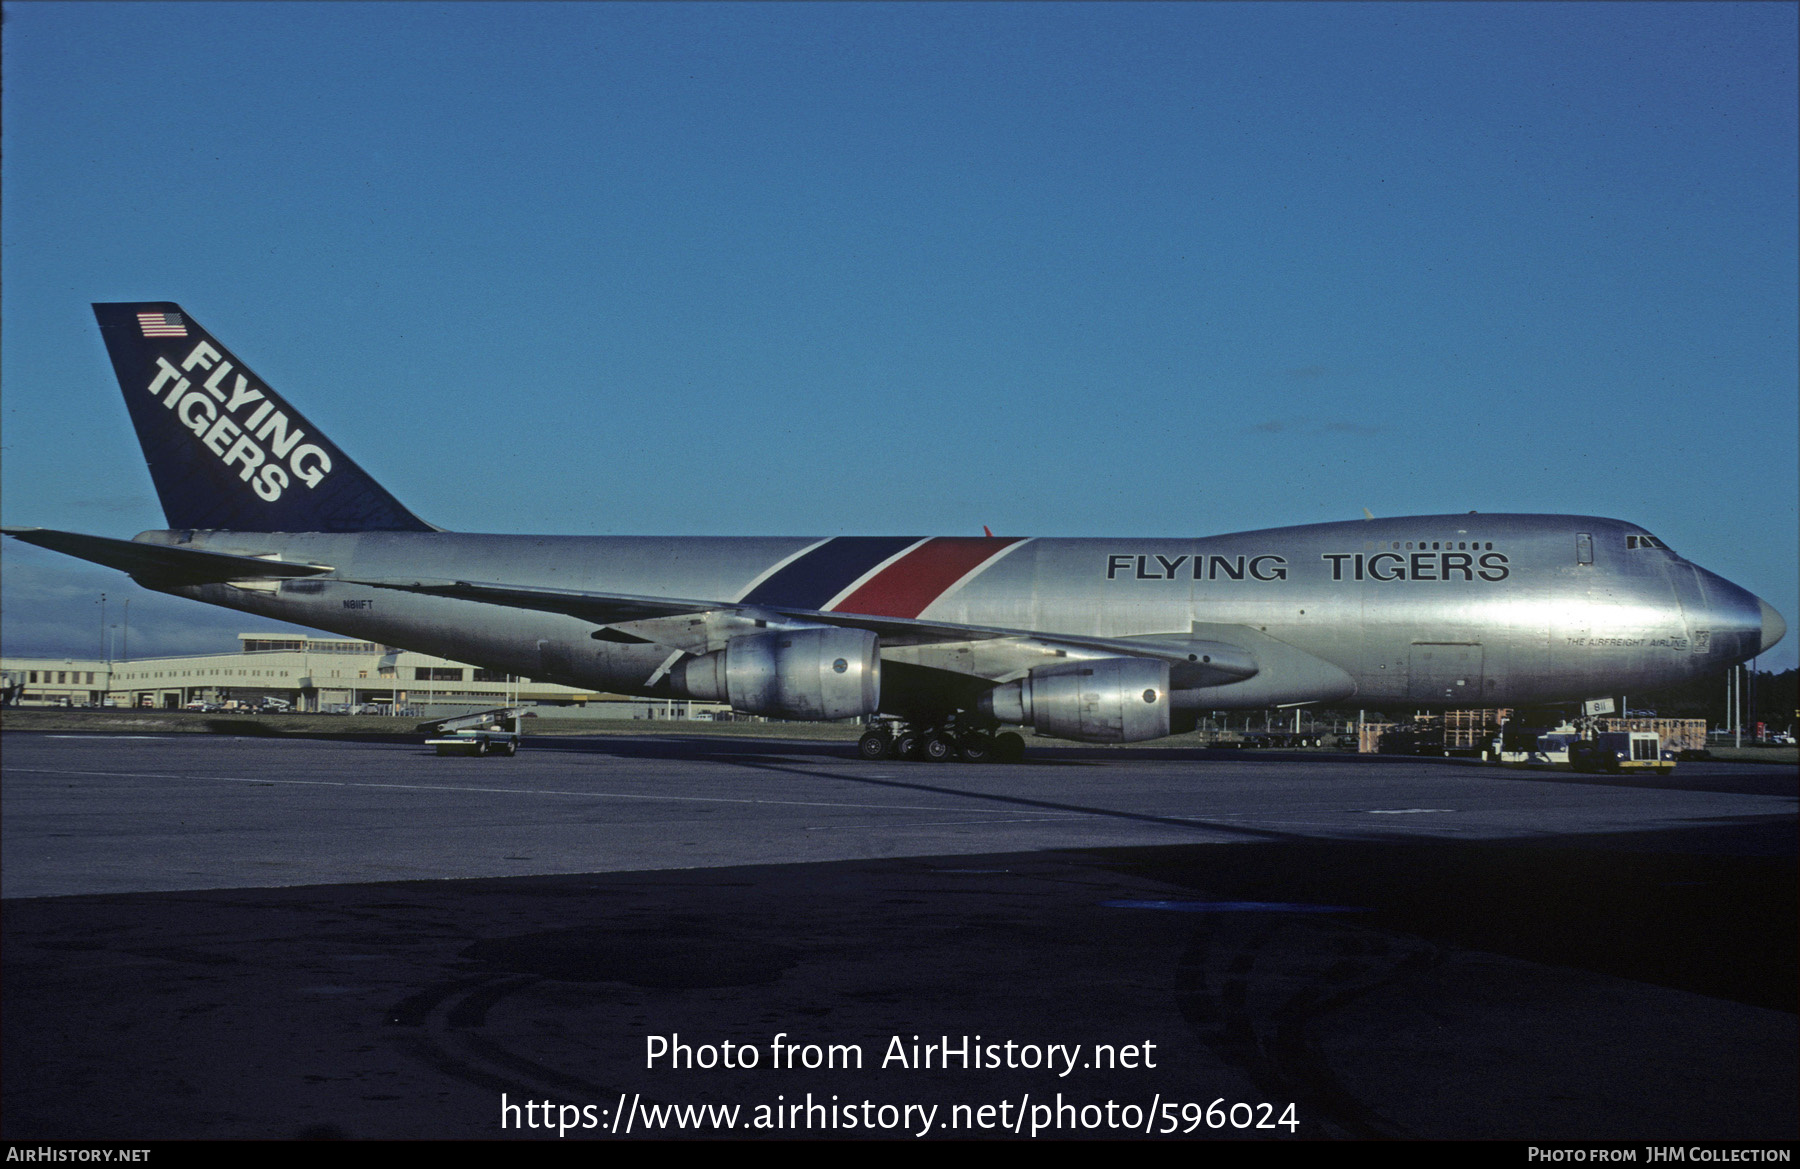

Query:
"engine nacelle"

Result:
[[671, 627, 880, 721], [977, 657, 1170, 743]]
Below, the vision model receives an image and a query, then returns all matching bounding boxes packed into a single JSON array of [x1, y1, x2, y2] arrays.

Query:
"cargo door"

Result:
[[537, 639, 576, 684], [1408, 642, 1485, 703]]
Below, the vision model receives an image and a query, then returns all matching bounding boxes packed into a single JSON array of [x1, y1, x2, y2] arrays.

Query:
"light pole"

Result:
[[1733, 664, 1742, 748]]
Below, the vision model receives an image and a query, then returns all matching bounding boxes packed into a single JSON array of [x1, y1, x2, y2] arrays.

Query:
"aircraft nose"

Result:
[[1759, 597, 1787, 654]]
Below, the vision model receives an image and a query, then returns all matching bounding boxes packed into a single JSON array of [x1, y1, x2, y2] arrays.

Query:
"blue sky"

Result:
[[3, 1, 1795, 669]]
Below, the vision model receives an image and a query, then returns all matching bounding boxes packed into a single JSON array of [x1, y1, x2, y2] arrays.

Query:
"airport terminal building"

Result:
[[2, 633, 725, 720]]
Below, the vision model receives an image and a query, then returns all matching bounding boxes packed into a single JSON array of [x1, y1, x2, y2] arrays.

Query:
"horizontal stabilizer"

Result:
[[2, 527, 332, 584]]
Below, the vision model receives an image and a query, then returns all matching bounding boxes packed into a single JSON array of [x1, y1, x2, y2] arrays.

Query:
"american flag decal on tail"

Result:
[[137, 311, 187, 337]]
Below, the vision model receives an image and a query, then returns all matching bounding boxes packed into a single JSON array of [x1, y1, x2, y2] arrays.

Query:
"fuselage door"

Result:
[[1408, 642, 1485, 703]]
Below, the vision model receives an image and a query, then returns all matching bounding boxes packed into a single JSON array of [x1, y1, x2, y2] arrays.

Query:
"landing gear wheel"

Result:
[[993, 732, 1025, 764], [922, 734, 955, 763], [893, 732, 921, 761], [957, 733, 996, 763], [858, 730, 890, 761]]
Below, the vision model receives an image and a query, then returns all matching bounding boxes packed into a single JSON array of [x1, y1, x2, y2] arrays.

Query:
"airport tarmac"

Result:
[[3, 732, 1795, 1140]]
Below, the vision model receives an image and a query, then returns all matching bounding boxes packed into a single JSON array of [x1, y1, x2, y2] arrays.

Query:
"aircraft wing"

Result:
[[346, 575, 1261, 687], [2, 527, 334, 584], [351, 577, 725, 626]]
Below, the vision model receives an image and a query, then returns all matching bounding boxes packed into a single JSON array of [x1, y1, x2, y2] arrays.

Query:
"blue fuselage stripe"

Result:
[[739, 536, 919, 609]]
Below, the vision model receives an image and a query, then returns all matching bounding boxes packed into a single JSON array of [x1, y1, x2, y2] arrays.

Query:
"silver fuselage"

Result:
[[140, 513, 1771, 713]]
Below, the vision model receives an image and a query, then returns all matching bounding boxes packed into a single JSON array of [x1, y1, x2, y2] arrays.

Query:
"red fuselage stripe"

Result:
[[830, 536, 1025, 618]]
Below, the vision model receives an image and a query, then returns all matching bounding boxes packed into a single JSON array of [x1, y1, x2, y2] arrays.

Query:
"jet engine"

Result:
[[977, 657, 1170, 743], [671, 627, 880, 721]]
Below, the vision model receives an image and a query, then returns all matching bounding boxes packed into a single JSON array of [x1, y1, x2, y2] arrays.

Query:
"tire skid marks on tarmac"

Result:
[[1174, 917, 1441, 1139], [386, 974, 623, 1103]]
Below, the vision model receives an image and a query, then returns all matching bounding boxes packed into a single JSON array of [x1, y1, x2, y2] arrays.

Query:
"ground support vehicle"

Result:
[[422, 707, 531, 757]]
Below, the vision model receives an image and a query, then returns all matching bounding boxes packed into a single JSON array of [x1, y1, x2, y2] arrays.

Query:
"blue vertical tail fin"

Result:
[[93, 302, 435, 533]]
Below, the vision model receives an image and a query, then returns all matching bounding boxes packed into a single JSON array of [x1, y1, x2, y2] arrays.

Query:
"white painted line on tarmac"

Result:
[[1361, 808, 1456, 814], [806, 815, 1091, 830], [7, 767, 982, 815]]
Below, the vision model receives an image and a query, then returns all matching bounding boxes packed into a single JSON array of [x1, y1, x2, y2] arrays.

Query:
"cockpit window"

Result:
[[1627, 534, 1671, 551]]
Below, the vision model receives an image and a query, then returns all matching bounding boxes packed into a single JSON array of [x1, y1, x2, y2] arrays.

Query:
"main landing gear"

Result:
[[857, 720, 1025, 764]]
